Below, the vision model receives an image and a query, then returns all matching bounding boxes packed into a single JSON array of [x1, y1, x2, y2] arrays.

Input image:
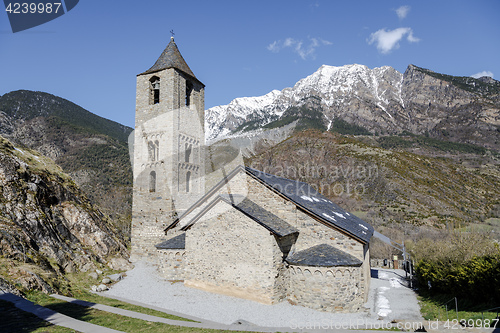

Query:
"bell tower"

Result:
[[131, 37, 205, 259]]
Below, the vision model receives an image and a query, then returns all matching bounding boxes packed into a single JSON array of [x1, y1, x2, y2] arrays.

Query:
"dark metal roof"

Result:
[[140, 37, 202, 85], [155, 233, 185, 249], [245, 167, 374, 244], [286, 244, 363, 267], [219, 194, 298, 238]]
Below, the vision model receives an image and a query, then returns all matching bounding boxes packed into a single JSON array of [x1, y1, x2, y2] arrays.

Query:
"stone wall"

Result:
[[243, 176, 370, 300], [184, 200, 286, 304], [362, 246, 370, 300], [172, 167, 249, 230], [157, 249, 186, 280], [131, 184, 175, 260], [272, 233, 297, 302], [245, 177, 298, 227], [132, 65, 205, 259], [288, 265, 363, 312]]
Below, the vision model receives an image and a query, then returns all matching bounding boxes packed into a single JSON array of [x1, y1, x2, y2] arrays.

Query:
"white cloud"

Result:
[[267, 41, 280, 53], [267, 37, 332, 60], [284, 37, 295, 47], [368, 27, 420, 54], [310, 2, 320, 10], [406, 30, 420, 42], [395, 5, 410, 19], [315, 37, 332, 46], [471, 71, 494, 79]]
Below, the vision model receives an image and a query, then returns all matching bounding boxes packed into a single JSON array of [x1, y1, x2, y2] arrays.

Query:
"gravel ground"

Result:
[[103, 261, 423, 328]]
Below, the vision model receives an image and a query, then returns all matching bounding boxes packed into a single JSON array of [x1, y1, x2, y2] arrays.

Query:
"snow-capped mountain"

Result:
[[205, 89, 284, 141], [205, 64, 500, 152], [206, 64, 404, 142]]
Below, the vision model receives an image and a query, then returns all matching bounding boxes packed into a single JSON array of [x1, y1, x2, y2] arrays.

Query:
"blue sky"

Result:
[[1, 0, 499, 128]]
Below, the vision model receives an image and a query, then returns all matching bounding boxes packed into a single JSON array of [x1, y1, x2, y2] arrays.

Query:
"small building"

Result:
[[157, 165, 374, 312], [131, 38, 374, 313]]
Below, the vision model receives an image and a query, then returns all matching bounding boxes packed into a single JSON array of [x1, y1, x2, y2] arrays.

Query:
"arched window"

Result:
[[185, 143, 192, 163], [185, 81, 193, 106], [148, 141, 156, 161], [150, 76, 160, 104], [149, 171, 156, 193], [186, 171, 191, 193]]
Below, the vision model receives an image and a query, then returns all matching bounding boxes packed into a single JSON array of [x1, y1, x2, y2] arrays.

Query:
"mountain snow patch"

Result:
[[205, 64, 404, 142]]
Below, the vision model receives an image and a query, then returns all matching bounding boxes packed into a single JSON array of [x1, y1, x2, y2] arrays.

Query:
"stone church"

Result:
[[131, 38, 374, 312]]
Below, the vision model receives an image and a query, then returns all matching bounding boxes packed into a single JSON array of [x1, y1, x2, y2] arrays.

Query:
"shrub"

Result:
[[329, 118, 371, 135], [411, 232, 500, 303]]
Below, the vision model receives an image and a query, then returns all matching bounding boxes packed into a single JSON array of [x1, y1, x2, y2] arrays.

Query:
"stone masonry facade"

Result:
[[289, 265, 363, 312], [185, 200, 288, 304], [131, 38, 205, 260], [157, 167, 371, 313], [133, 39, 373, 313]]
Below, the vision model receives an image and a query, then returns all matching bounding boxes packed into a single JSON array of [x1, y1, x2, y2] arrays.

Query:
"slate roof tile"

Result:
[[286, 244, 363, 267], [245, 166, 374, 243], [219, 194, 298, 237], [140, 37, 202, 85]]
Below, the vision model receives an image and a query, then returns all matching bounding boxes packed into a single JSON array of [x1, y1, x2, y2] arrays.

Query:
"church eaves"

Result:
[[140, 37, 202, 85]]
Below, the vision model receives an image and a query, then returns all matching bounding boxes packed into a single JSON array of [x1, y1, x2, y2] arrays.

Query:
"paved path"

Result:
[[0, 291, 123, 333], [50, 294, 219, 328], [86, 292, 218, 324], [49, 293, 390, 332], [368, 268, 424, 321]]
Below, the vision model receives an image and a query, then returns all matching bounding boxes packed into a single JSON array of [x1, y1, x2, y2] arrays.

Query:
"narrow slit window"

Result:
[[185, 81, 193, 106], [155, 140, 159, 160], [185, 143, 192, 163], [148, 141, 156, 161], [149, 171, 156, 193], [186, 171, 191, 193]]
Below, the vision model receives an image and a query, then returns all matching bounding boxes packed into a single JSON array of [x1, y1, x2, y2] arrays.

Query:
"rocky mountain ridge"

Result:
[[207, 64, 500, 151], [0, 90, 133, 240], [0, 135, 130, 294]]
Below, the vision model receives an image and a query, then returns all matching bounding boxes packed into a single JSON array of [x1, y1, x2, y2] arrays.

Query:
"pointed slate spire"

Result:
[[141, 37, 199, 82]]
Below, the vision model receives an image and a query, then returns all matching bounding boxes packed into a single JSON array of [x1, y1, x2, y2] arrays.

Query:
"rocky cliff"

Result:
[[402, 65, 500, 150], [0, 135, 129, 293]]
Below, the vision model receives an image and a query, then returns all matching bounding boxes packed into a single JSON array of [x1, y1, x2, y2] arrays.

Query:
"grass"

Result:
[[24, 291, 248, 333], [0, 299, 78, 333], [417, 291, 500, 325]]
